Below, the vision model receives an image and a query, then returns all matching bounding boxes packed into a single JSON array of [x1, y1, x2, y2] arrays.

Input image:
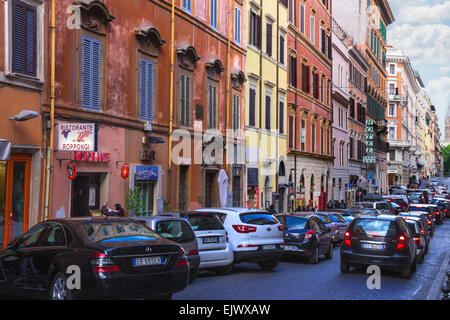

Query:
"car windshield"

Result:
[[186, 214, 224, 231], [77, 221, 161, 243], [409, 207, 428, 212], [351, 219, 396, 237], [409, 193, 422, 200], [317, 214, 333, 223], [284, 216, 308, 229], [239, 212, 278, 225], [155, 220, 195, 240]]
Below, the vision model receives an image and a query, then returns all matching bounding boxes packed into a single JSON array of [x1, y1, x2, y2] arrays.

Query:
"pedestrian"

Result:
[[102, 201, 123, 217], [268, 204, 277, 214]]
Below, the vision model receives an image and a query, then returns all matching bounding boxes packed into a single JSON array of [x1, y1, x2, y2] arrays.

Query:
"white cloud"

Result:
[[394, 1, 450, 24]]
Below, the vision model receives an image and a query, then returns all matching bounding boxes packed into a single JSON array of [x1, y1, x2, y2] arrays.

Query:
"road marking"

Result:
[[426, 248, 449, 300]]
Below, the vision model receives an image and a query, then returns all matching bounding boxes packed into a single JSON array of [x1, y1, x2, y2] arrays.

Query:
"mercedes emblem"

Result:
[[145, 247, 152, 253]]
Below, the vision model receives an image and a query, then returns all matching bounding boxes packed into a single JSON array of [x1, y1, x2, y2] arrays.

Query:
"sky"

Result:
[[387, 0, 450, 139]]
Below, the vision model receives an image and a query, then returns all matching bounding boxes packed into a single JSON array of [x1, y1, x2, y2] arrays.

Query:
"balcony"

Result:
[[389, 139, 412, 149], [388, 93, 407, 102]]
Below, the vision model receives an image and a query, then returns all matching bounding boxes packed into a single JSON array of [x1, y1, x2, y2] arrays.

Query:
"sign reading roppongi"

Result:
[[58, 123, 96, 151]]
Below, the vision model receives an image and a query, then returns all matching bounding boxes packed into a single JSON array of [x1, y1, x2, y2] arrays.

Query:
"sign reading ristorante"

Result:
[[58, 123, 96, 151]]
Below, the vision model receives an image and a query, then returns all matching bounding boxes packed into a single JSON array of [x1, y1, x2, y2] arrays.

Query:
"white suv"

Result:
[[194, 208, 285, 271]]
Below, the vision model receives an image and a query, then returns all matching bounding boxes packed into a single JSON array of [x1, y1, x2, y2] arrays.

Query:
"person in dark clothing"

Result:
[[102, 202, 124, 217], [268, 204, 277, 214]]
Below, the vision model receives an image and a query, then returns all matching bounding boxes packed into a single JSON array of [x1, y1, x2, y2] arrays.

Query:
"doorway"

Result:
[[71, 173, 101, 217], [2, 154, 31, 247]]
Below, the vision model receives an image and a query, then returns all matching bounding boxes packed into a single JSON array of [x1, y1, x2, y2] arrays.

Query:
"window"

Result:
[[232, 94, 240, 131], [313, 72, 319, 99], [389, 150, 395, 161], [249, 88, 256, 127], [81, 35, 102, 110], [389, 64, 395, 75], [310, 15, 315, 43], [135, 180, 156, 216], [311, 123, 316, 153], [279, 101, 285, 134], [349, 97, 355, 119], [250, 10, 262, 48], [300, 3, 305, 33], [266, 21, 273, 57], [208, 84, 217, 129], [280, 35, 285, 64], [288, 0, 294, 23], [301, 119, 306, 151], [180, 74, 190, 126], [265, 95, 271, 130], [349, 137, 354, 159], [320, 26, 326, 54], [389, 83, 395, 95], [12, 0, 37, 77], [182, 0, 192, 12], [289, 116, 294, 149], [210, 0, 218, 29], [302, 64, 310, 93], [320, 77, 324, 103], [234, 6, 241, 44], [321, 126, 324, 154], [388, 103, 395, 116], [389, 127, 395, 140], [289, 55, 297, 87]]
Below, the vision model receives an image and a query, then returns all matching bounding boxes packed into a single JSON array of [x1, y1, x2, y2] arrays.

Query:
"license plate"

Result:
[[362, 243, 384, 250], [262, 244, 276, 250], [285, 245, 297, 251], [132, 256, 164, 267], [203, 237, 219, 244]]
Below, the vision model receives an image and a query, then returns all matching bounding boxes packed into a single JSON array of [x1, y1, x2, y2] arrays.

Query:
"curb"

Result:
[[426, 250, 450, 300]]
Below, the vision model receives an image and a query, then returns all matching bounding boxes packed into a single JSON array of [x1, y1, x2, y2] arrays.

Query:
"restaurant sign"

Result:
[[72, 151, 111, 163], [58, 123, 96, 151]]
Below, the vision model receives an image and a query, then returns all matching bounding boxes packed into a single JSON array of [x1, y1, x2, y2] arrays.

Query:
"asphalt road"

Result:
[[174, 181, 450, 300]]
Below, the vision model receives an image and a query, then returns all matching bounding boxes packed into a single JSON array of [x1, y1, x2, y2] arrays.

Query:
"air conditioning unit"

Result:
[[144, 122, 152, 131]]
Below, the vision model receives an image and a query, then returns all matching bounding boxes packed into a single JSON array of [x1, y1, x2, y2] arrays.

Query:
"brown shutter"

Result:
[[249, 88, 256, 126], [266, 22, 272, 56]]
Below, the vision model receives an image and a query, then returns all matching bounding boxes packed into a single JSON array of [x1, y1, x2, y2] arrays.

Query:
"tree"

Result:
[[441, 145, 450, 176]]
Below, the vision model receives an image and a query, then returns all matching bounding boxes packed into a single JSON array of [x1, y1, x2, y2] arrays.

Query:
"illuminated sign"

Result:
[[71, 151, 111, 163]]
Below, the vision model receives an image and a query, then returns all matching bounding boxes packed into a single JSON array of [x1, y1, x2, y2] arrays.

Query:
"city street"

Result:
[[174, 220, 449, 300]]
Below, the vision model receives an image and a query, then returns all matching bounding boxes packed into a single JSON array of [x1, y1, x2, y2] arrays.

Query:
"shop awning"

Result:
[[0, 139, 11, 161], [145, 136, 165, 144]]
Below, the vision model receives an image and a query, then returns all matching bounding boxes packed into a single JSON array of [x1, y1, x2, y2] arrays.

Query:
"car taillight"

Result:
[[304, 230, 315, 240], [232, 225, 257, 233], [343, 231, 351, 247], [420, 229, 425, 235], [427, 220, 432, 225], [90, 252, 120, 273], [176, 248, 188, 267], [396, 235, 407, 250], [278, 224, 283, 231], [414, 237, 420, 245], [188, 250, 199, 256]]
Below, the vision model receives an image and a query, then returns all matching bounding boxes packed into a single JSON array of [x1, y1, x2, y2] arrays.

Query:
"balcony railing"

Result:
[[389, 139, 411, 148]]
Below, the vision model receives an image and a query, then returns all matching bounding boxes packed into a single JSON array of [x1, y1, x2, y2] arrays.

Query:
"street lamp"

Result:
[[9, 110, 39, 122]]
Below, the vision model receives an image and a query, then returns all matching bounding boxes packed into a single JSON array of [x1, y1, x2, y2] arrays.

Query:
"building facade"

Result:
[[245, 0, 288, 212], [0, 0, 47, 247], [331, 18, 350, 204], [286, 0, 334, 211], [386, 47, 420, 187]]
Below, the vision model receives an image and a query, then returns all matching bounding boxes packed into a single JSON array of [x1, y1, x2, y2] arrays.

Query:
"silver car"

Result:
[[316, 212, 349, 242], [134, 215, 200, 284]]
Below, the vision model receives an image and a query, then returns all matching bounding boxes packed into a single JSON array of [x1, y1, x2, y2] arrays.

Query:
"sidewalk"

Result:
[[425, 241, 450, 300]]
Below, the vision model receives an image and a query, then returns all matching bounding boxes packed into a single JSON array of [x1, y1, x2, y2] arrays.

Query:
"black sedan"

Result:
[[0, 217, 189, 300], [275, 214, 334, 264]]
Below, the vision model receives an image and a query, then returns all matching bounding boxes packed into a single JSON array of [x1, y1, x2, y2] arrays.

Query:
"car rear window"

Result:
[[186, 214, 224, 231], [409, 193, 422, 200], [78, 221, 161, 243], [329, 214, 347, 223], [351, 219, 396, 237], [317, 214, 333, 223], [239, 212, 278, 225], [284, 216, 308, 229], [155, 220, 195, 240]]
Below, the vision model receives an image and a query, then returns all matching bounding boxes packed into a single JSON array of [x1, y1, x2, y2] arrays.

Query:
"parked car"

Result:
[[404, 218, 428, 262], [399, 212, 433, 240], [276, 214, 334, 264], [432, 198, 450, 219], [0, 217, 189, 300], [389, 185, 408, 195], [340, 215, 417, 279], [315, 212, 349, 243], [383, 195, 409, 211], [135, 215, 200, 284], [180, 212, 234, 275], [194, 208, 285, 271], [325, 208, 380, 223], [353, 201, 394, 215]]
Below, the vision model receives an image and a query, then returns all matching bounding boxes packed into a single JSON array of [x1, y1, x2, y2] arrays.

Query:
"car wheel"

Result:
[[340, 260, 350, 273], [412, 259, 417, 273], [325, 243, 333, 259], [213, 263, 234, 275], [188, 268, 198, 284], [49, 272, 72, 300], [308, 246, 319, 264], [417, 252, 424, 264], [400, 263, 412, 279], [257, 258, 280, 271]]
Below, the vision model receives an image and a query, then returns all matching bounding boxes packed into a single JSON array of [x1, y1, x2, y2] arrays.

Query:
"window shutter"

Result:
[[289, 116, 294, 149], [139, 58, 154, 121], [257, 15, 262, 48], [280, 35, 285, 64], [249, 88, 256, 126], [81, 37, 92, 108], [327, 35, 332, 59], [81, 36, 102, 110], [12, 0, 37, 77], [266, 23, 272, 56], [265, 96, 271, 130], [321, 29, 326, 54], [279, 101, 284, 134], [91, 40, 102, 110]]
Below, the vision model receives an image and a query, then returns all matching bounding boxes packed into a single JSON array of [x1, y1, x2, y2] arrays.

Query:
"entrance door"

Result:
[[71, 173, 100, 217], [232, 175, 241, 207], [3, 154, 31, 248], [205, 171, 216, 208]]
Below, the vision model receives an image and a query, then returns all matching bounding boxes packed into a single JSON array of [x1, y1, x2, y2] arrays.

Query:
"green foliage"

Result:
[[441, 145, 450, 176], [126, 187, 143, 216]]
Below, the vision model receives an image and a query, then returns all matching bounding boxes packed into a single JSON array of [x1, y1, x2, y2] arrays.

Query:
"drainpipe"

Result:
[[275, 0, 279, 209], [44, 0, 56, 221], [167, 0, 175, 208], [225, 0, 231, 190]]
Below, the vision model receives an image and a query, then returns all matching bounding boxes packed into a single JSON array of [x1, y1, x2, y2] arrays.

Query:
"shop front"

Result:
[[246, 167, 259, 209]]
